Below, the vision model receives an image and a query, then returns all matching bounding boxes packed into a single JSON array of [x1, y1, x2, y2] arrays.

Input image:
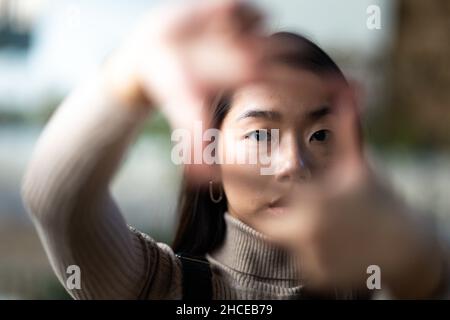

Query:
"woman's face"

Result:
[[218, 67, 340, 230]]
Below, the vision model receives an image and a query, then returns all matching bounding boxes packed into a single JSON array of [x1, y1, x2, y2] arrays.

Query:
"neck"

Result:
[[208, 212, 300, 280]]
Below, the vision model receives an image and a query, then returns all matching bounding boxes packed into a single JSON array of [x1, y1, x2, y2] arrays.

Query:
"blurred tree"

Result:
[[374, 0, 450, 151]]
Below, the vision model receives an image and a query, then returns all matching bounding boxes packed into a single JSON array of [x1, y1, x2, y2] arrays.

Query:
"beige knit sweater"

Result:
[[20, 75, 447, 300], [20, 75, 305, 299]]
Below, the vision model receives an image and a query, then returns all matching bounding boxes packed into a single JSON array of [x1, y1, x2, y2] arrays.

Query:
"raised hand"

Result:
[[253, 80, 446, 298]]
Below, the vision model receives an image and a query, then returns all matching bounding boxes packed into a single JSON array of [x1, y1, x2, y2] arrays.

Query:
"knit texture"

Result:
[[21, 75, 449, 300]]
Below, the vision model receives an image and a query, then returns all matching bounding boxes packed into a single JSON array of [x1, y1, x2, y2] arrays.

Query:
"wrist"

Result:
[[102, 51, 153, 111]]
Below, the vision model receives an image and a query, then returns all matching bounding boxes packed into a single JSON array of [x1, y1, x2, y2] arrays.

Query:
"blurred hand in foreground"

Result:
[[253, 82, 447, 299], [104, 0, 267, 181], [106, 0, 265, 124]]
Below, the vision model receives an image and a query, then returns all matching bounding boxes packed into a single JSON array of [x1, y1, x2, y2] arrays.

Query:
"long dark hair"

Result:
[[172, 32, 348, 256]]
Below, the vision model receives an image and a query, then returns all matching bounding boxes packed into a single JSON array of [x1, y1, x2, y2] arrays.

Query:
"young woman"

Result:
[[22, 1, 449, 299]]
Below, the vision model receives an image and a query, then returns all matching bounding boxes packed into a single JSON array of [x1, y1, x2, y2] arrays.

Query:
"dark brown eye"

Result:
[[310, 129, 330, 143], [245, 129, 271, 142]]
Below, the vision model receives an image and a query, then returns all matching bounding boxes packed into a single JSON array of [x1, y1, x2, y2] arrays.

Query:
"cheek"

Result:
[[220, 162, 269, 214], [218, 135, 271, 214], [307, 148, 331, 171], [307, 142, 336, 174]]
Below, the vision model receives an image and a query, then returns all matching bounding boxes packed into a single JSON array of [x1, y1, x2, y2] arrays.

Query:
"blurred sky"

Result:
[[0, 0, 395, 110]]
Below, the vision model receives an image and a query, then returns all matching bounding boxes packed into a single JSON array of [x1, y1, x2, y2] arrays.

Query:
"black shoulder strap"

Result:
[[176, 253, 212, 300]]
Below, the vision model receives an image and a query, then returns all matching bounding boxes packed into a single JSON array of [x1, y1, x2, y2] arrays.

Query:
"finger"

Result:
[[190, 0, 264, 37], [332, 82, 364, 166], [168, 91, 221, 183], [310, 79, 367, 191], [230, 1, 265, 35]]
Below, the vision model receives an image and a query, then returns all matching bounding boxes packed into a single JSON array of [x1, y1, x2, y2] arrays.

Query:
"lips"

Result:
[[269, 197, 288, 207], [268, 196, 292, 215]]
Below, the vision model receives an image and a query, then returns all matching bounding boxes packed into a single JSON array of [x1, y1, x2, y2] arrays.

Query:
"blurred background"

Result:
[[0, 0, 449, 299]]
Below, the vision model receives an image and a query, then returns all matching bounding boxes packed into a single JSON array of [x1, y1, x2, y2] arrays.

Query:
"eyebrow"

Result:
[[307, 105, 332, 121], [236, 109, 282, 122], [236, 105, 332, 123]]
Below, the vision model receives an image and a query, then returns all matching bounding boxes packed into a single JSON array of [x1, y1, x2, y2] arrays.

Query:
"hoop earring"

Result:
[[209, 180, 223, 204]]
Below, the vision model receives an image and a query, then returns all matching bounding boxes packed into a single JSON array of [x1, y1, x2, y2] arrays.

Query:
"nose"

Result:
[[273, 133, 310, 182]]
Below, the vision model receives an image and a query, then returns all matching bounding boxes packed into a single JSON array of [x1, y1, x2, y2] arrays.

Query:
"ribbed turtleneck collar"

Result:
[[207, 212, 300, 280]]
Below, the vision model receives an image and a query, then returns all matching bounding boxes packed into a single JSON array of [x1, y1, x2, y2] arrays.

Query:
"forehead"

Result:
[[226, 68, 331, 122]]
